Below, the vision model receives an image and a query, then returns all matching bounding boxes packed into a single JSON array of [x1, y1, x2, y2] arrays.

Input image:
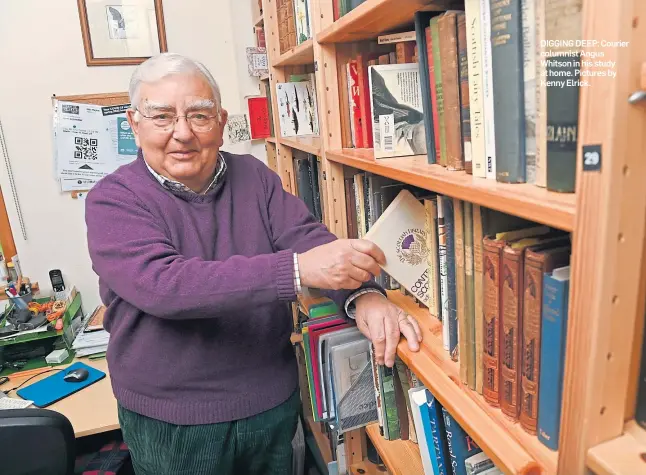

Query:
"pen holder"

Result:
[[9, 292, 32, 310]]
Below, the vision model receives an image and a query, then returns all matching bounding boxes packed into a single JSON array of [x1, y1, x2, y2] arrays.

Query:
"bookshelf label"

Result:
[[582, 144, 602, 172]]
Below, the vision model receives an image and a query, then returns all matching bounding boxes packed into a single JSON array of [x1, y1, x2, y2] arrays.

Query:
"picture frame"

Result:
[[77, 0, 168, 66]]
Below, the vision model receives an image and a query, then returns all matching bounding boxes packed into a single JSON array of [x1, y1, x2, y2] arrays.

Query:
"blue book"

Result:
[[442, 407, 482, 475], [537, 266, 571, 450], [426, 389, 450, 475]]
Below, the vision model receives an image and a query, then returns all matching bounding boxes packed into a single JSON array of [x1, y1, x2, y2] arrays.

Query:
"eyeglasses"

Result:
[[136, 108, 218, 133]]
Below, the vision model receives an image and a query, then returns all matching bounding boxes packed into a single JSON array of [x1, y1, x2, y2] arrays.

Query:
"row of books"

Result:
[[276, 0, 313, 54], [341, 171, 570, 451], [296, 298, 503, 475], [335, 1, 580, 193]]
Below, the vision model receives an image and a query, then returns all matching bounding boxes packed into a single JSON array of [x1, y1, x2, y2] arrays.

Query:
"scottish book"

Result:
[[369, 64, 427, 158], [442, 407, 483, 475], [364, 189, 431, 306]]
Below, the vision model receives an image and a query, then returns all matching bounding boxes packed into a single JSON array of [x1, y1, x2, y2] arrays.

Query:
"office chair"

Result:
[[0, 408, 75, 475]]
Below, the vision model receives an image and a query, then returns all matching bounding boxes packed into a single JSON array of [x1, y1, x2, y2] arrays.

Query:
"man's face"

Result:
[[127, 73, 228, 191]]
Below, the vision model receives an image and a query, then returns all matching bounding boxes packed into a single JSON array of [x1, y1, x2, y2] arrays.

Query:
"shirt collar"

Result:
[[144, 152, 227, 195]]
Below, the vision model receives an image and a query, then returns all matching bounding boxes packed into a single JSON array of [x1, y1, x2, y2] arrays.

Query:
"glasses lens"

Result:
[[188, 114, 215, 132], [151, 114, 175, 129]]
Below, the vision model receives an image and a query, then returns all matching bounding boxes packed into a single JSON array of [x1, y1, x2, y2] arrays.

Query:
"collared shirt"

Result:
[[144, 152, 227, 195]]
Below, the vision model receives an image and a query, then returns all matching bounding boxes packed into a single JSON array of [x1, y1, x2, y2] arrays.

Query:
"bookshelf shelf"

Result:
[[326, 149, 576, 232], [254, 13, 263, 26], [586, 421, 646, 475], [389, 291, 557, 475], [317, 0, 448, 44], [272, 39, 314, 67], [266, 136, 277, 143], [349, 460, 383, 474], [280, 136, 321, 155], [305, 414, 334, 466], [365, 423, 424, 475]]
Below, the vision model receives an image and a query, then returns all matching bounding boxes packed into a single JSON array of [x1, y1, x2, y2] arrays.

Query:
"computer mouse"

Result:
[[63, 368, 89, 383]]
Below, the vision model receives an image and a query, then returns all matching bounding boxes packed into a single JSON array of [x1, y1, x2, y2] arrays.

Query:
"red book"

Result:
[[247, 97, 271, 139], [348, 60, 364, 148], [426, 26, 441, 163], [356, 53, 380, 149], [255, 27, 266, 48]]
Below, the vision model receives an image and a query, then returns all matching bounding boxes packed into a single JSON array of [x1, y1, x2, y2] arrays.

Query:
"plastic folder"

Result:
[[16, 362, 106, 407]]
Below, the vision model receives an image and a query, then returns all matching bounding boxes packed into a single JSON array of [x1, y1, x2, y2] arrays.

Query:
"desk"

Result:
[[0, 358, 119, 438]]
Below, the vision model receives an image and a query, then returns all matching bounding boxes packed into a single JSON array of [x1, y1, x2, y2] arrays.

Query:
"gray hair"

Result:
[[129, 53, 222, 115]]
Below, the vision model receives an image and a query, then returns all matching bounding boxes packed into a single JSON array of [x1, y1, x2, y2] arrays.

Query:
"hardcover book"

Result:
[[368, 64, 427, 158]]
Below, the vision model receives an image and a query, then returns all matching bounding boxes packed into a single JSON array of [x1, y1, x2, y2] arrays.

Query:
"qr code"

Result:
[[62, 104, 80, 114], [74, 137, 98, 160]]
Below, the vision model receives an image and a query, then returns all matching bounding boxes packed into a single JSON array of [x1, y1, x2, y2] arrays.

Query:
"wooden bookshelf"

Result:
[[266, 136, 277, 144], [280, 136, 321, 155], [365, 423, 424, 475], [348, 460, 384, 475], [256, 0, 646, 473], [389, 291, 555, 475], [317, 0, 451, 44], [305, 415, 334, 466], [587, 421, 646, 475], [272, 39, 315, 67], [327, 149, 576, 232]]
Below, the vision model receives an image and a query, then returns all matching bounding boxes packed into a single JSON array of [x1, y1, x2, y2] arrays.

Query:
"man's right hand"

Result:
[[298, 239, 386, 290]]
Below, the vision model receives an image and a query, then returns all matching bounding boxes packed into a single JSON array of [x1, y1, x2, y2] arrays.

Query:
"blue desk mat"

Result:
[[16, 361, 106, 407]]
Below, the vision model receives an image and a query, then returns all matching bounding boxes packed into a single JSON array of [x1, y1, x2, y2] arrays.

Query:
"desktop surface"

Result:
[[0, 358, 118, 437]]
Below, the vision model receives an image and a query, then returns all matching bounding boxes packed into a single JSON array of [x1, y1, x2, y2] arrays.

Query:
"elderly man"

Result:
[[85, 53, 422, 475]]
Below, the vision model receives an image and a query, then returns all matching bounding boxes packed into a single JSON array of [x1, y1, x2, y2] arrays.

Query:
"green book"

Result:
[[430, 16, 447, 166]]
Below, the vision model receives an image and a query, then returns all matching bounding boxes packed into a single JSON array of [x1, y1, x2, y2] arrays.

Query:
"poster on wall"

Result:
[[53, 100, 138, 191]]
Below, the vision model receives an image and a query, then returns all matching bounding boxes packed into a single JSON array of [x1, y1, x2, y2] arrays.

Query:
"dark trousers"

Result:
[[117, 390, 300, 475]]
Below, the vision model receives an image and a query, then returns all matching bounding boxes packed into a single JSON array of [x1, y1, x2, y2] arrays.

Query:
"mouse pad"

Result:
[[16, 362, 106, 408]]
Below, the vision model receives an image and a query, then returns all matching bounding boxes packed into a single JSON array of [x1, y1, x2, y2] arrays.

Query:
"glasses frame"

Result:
[[135, 108, 219, 133]]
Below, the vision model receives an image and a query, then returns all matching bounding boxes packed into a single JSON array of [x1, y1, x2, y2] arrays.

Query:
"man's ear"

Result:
[[217, 108, 228, 146], [126, 109, 142, 147]]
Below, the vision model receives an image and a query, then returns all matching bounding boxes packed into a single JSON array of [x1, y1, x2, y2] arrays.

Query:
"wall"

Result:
[[0, 0, 266, 312]]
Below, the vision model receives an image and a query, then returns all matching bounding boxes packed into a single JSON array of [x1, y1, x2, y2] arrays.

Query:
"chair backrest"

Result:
[[0, 408, 75, 475]]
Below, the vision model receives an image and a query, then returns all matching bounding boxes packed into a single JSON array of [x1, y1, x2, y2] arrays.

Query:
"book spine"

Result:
[[427, 26, 442, 164], [457, 12, 472, 174], [465, 0, 486, 177], [500, 246, 525, 420], [454, 199, 468, 383], [491, 0, 526, 183], [442, 407, 483, 475], [464, 203, 476, 390], [537, 273, 570, 450], [425, 198, 441, 320], [546, 54, 580, 192], [520, 247, 570, 434], [348, 60, 363, 148], [480, 0, 497, 179], [522, 0, 537, 184], [473, 205, 485, 394], [383, 365, 400, 439], [415, 12, 437, 164], [483, 238, 504, 406], [356, 56, 374, 148], [427, 390, 450, 475], [438, 195, 450, 349], [431, 17, 447, 167], [543, 0, 583, 191], [534, 0, 547, 187], [444, 197, 459, 359], [439, 12, 464, 171], [370, 344, 385, 435]]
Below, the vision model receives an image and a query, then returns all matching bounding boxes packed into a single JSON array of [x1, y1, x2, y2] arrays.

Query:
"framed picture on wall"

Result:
[[77, 0, 168, 66]]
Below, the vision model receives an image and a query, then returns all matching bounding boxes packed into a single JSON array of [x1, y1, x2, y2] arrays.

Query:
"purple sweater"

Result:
[[85, 151, 380, 425]]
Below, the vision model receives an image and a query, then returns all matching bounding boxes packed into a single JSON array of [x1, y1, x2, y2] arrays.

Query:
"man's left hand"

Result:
[[353, 292, 423, 367]]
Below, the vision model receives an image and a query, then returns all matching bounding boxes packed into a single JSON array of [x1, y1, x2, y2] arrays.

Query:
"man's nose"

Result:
[[172, 117, 194, 141]]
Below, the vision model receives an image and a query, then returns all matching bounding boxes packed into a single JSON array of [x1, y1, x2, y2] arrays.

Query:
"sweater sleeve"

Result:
[[85, 179, 297, 320], [262, 166, 385, 314]]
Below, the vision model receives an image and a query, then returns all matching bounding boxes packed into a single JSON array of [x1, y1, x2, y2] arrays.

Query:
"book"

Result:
[[364, 189, 430, 306], [247, 96, 271, 139], [276, 75, 320, 137], [368, 64, 427, 158]]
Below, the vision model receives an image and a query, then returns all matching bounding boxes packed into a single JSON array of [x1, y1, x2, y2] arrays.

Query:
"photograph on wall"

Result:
[[227, 114, 251, 144]]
